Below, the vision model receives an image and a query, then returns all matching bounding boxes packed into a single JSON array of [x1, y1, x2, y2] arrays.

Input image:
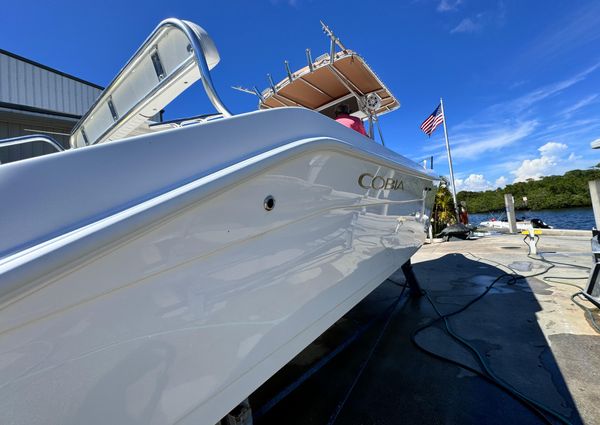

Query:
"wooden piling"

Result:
[[504, 193, 517, 233], [588, 180, 600, 229]]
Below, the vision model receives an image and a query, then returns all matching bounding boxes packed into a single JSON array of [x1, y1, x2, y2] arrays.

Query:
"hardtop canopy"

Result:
[[259, 50, 399, 118]]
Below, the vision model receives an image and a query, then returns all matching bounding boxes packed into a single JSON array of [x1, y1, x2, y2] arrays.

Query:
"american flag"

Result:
[[420, 104, 444, 136]]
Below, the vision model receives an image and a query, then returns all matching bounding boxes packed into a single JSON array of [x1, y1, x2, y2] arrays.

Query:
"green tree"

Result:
[[432, 180, 456, 234], [456, 167, 600, 213]]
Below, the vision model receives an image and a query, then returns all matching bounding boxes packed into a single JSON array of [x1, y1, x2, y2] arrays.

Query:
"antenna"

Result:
[[231, 85, 263, 101], [231, 86, 256, 95], [320, 21, 347, 56]]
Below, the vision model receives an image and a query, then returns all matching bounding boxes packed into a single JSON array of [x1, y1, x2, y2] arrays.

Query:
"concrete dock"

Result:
[[250, 233, 600, 425]]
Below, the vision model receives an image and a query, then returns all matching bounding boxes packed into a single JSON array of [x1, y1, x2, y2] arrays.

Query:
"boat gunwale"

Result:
[[0, 135, 437, 306]]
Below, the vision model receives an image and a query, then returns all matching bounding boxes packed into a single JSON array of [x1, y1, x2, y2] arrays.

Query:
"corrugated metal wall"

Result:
[[0, 50, 104, 163], [0, 116, 71, 164], [0, 51, 102, 116]]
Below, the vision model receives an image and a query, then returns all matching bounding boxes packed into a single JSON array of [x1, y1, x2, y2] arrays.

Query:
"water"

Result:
[[469, 207, 595, 230]]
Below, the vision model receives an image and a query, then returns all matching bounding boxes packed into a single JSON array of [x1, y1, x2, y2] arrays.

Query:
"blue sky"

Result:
[[2, 0, 600, 191]]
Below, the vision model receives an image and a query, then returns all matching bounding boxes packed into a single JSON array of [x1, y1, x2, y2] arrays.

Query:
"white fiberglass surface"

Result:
[[0, 149, 433, 425], [0, 107, 435, 262]]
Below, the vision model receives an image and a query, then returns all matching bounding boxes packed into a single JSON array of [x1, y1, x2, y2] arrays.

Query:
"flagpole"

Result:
[[439, 97, 460, 222]]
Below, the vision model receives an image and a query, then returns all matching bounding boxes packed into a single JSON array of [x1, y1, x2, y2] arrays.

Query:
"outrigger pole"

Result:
[[439, 97, 460, 221], [320, 21, 348, 62]]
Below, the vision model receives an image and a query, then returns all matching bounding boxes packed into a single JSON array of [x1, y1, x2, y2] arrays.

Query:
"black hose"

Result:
[[528, 252, 591, 272], [570, 292, 600, 334], [527, 253, 598, 332], [464, 251, 554, 281], [411, 255, 575, 425], [542, 276, 586, 291]]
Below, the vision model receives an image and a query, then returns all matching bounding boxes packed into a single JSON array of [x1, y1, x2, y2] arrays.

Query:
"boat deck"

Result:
[[249, 233, 599, 425]]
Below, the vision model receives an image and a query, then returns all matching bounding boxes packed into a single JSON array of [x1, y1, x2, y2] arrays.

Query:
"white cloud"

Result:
[[509, 80, 527, 90], [420, 64, 600, 161], [418, 64, 600, 184], [448, 3, 506, 34], [495, 176, 508, 188], [507, 63, 600, 112], [512, 157, 557, 182], [455, 173, 509, 192], [512, 142, 568, 182], [451, 18, 481, 34], [455, 174, 492, 191], [521, 2, 600, 63], [269, 0, 300, 6], [437, 0, 462, 12], [535, 119, 600, 148], [546, 118, 598, 133], [539, 141, 568, 156], [561, 94, 599, 117], [449, 120, 538, 159]]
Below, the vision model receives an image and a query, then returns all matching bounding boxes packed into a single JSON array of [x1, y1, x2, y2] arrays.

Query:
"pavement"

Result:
[[250, 233, 600, 425]]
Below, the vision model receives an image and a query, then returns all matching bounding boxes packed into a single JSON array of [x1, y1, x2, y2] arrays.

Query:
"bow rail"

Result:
[[0, 134, 65, 152]]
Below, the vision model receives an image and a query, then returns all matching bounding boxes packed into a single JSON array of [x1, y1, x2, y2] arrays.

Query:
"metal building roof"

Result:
[[0, 49, 103, 119]]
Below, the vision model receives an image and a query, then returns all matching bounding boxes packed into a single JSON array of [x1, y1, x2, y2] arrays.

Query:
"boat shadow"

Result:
[[252, 253, 585, 425]]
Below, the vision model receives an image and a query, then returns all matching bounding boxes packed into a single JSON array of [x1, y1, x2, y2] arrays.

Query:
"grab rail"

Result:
[[69, 18, 232, 148], [166, 18, 232, 118], [0, 134, 65, 153]]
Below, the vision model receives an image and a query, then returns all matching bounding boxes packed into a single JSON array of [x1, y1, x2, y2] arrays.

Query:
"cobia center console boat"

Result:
[[0, 19, 438, 425]]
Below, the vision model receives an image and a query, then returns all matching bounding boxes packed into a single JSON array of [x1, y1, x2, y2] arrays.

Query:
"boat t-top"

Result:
[[236, 21, 399, 144]]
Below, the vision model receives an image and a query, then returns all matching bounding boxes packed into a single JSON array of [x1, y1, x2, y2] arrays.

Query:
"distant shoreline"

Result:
[[468, 205, 593, 214], [467, 206, 595, 230], [457, 168, 600, 214]]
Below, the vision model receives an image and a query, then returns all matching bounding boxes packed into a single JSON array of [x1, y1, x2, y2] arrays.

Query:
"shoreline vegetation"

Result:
[[457, 167, 600, 214]]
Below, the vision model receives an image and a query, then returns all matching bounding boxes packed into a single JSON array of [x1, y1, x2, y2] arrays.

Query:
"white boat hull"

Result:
[[0, 108, 436, 424], [479, 220, 544, 230]]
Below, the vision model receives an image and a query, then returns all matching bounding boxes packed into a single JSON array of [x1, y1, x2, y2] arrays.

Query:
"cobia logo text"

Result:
[[358, 173, 404, 190]]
